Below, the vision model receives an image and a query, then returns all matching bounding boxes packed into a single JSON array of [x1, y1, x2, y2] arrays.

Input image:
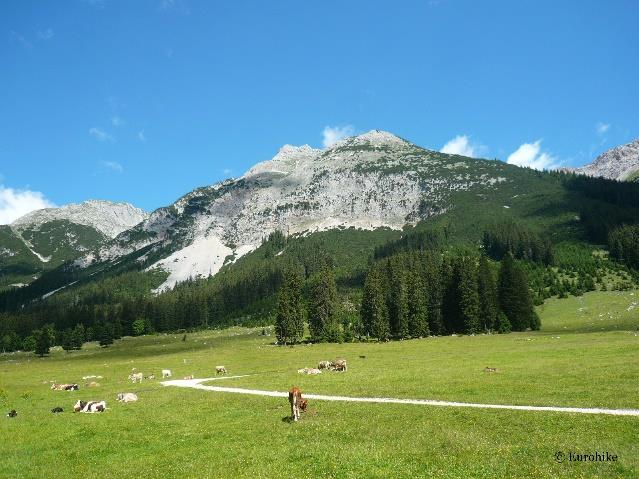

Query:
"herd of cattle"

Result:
[[298, 358, 347, 375], [6, 359, 346, 422]]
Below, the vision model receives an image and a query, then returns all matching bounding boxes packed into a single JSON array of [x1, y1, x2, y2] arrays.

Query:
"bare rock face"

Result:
[[574, 139, 639, 181], [11, 200, 148, 238], [79, 130, 508, 291]]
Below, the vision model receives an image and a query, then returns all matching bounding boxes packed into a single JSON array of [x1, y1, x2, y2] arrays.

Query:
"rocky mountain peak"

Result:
[[575, 138, 639, 181]]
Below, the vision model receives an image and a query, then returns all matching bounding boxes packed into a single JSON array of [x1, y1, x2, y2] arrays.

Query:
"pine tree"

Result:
[[407, 271, 429, 337], [308, 263, 340, 342], [361, 266, 389, 340], [387, 260, 409, 339], [97, 320, 114, 347], [423, 255, 444, 335], [71, 323, 85, 350], [477, 255, 499, 332], [498, 253, 535, 331], [458, 256, 481, 334], [61, 329, 74, 353], [275, 268, 304, 344], [34, 329, 50, 357]]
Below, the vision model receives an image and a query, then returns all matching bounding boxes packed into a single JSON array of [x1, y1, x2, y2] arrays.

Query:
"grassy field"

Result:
[[1, 289, 638, 478]]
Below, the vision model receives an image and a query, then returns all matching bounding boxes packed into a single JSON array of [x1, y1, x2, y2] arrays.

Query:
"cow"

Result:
[[288, 387, 307, 422], [162, 369, 172, 378], [51, 407, 64, 414], [183, 375, 194, 380], [73, 400, 107, 413], [128, 372, 143, 383], [483, 367, 498, 373], [215, 366, 227, 375], [333, 359, 347, 372], [116, 393, 138, 403], [318, 360, 332, 370], [51, 383, 79, 391], [6, 410, 17, 418], [145, 374, 155, 380]]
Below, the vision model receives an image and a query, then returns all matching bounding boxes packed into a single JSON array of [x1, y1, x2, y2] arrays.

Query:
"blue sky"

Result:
[[1, 0, 638, 221]]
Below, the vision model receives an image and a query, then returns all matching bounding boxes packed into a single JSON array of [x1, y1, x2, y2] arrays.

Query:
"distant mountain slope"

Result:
[[574, 139, 639, 181], [0, 200, 146, 290], [73, 130, 515, 291]]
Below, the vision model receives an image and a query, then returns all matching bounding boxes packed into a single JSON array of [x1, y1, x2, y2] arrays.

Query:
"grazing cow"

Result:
[[318, 360, 332, 370], [116, 393, 138, 403], [161, 369, 172, 378], [333, 359, 347, 372], [51, 407, 64, 414], [483, 367, 498, 373], [6, 410, 17, 418], [73, 400, 107, 413], [288, 387, 308, 422], [215, 366, 227, 375], [183, 375, 194, 380], [128, 372, 143, 383]]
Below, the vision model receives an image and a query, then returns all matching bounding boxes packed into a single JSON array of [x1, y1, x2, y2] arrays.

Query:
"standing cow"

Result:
[[128, 372, 143, 383], [288, 387, 308, 422], [162, 369, 172, 378], [215, 366, 227, 375]]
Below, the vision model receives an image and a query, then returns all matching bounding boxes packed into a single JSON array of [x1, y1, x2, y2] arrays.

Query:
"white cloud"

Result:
[[0, 185, 55, 224], [100, 161, 123, 172], [89, 127, 115, 142], [138, 130, 147, 142], [440, 134, 479, 158], [37, 29, 54, 40], [111, 116, 125, 127], [506, 140, 559, 170], [322, 125, 354, 148], [596, 122, 610, 135]]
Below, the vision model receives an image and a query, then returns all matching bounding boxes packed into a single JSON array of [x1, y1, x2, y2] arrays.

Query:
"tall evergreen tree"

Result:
[[387, 260, 409, 339], [97, 320, 114, 347], [477, 255, 499, 332], [498, 253, 536, 331], [458, 256, 481, 334], [71, 323, 85, 350], [361, 266, 390, 340], [275, 268, 304, 344], [34, 328, 50, 357], [308, 263, 340, 342], [407, 271, 429, 337]]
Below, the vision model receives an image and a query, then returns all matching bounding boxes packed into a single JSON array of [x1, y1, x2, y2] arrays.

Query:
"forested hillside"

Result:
[[1, 144, 639, 353]]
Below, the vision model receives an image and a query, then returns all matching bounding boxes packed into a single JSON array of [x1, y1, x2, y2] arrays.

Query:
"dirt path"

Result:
[[161, 377, 639, 417]]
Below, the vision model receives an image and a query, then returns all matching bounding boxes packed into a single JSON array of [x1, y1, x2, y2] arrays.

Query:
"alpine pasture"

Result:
[[1, 289, 638, 479]]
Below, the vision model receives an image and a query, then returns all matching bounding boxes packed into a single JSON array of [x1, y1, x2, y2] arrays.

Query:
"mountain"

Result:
[[3, 129, 639, 332], [73, 130, 518, 291], [0, 200, 147, 290], [574, 138, 639, 181]]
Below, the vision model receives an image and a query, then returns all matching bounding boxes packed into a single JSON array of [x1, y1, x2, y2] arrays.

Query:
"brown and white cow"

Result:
[[317, 360, 332, 370], [333, 359, 347, 372], [288, 387, 308, 422], [73, 400, 107, 413], [116, 393, 138, 403], [215, 366, 227, 375]]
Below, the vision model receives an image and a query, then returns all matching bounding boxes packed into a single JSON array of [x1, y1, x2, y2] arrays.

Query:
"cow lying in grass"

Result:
[[73, 400, 107, 413], [51, 383, 79, 391], [288, 387, 307, 422], [116, 393, 138, 403]]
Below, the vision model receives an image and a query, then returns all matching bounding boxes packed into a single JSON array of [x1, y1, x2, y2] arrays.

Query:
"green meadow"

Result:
[[1, 289, 638, 478]]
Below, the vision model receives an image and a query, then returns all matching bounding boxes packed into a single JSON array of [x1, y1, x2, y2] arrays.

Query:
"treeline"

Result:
[[609, 225, 639, 270], [482, 221, 553, 265], [273, 250, 538, 345], [360, 251, 538, 339]]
